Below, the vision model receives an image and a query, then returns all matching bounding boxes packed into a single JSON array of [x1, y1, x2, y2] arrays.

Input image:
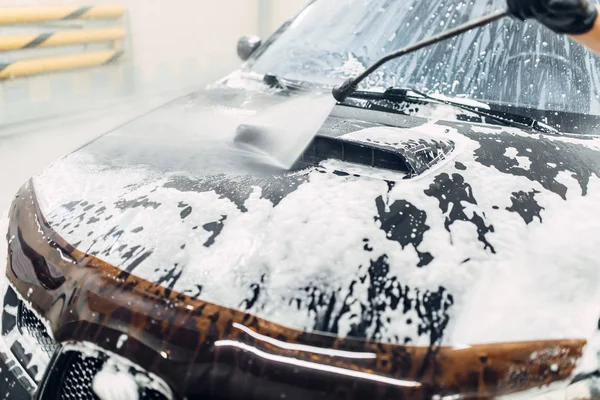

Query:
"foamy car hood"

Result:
[[32, 89, 600, 350]]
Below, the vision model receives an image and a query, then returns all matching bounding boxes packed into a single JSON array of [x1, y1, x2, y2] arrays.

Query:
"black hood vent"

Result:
[[296, 134, 455, 177]]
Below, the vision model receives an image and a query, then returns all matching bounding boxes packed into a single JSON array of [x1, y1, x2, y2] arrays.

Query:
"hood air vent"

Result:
[[296, 133, 455, 177]]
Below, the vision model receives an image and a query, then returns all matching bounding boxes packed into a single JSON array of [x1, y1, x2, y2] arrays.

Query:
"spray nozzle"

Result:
[[332, 79, 358, 103]]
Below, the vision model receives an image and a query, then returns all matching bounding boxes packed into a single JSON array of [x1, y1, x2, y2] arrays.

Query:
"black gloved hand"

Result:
[[507, 0, 598, 34]]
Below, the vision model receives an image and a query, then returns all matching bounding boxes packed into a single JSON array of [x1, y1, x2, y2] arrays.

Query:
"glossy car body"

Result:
[[4, 0, 600, 399]]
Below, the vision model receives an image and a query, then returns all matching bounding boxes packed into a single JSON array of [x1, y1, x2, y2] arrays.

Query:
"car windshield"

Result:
[[248, 0, 600, 116]]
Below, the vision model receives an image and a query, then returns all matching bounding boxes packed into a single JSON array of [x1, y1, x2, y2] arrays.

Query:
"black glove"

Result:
[[507, 0, 598, 34]]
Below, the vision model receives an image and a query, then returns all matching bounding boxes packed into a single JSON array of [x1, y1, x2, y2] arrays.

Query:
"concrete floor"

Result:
[[0, 89, 189, 273]]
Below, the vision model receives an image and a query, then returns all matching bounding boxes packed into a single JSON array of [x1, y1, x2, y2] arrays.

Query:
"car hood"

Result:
[[31, 87, 600, 350]]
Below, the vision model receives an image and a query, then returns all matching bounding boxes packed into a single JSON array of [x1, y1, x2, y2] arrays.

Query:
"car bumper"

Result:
[[0, 279, 173, 399], [2, 180, 173, 399]]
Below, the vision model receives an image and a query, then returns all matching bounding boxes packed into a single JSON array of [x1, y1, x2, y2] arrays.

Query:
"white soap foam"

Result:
[[93, 369, 139, 400]]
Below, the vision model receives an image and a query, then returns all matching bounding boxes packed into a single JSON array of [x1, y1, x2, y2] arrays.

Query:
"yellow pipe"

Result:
[[0, 27, 126, 51], [0, 5, 125, 25], [0, 50, 124, 80]]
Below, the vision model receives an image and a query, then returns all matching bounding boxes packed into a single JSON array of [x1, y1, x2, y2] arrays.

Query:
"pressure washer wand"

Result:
[[332, 10, 508, 102]]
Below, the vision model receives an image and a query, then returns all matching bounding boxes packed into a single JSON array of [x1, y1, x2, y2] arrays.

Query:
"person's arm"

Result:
[[571, 6, 600, 54]]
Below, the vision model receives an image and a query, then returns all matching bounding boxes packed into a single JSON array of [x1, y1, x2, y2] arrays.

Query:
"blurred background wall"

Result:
[[0, 0, 307, 126], [0, 0, 307, 267]]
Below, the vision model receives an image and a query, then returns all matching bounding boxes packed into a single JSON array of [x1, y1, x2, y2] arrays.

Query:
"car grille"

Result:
[[18, 303, 58, 357], [59, 352, 105, 400], [55, 351, 168, 400]]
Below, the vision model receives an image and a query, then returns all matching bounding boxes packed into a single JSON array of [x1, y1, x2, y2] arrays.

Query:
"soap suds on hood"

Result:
[[32, 114, 600, 353]]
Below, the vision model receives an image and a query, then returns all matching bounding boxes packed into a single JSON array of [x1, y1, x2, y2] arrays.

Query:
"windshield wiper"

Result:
[[233, 71, 315, 93], [346, 88, 560, 135], [263, 74, 304, 91], [262, 73, 328, 93]]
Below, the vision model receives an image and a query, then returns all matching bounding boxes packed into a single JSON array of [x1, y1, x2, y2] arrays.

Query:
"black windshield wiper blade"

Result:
[[262, 73, 325, 93], [347, 87, 560, 135], [408, 88, 560, 134], [263, 74, 303, 91], [234, 71, 315, 93]]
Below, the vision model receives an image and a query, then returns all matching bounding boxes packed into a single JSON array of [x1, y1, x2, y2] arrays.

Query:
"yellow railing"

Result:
[[0, 27, 126, 51], [0, 5, 125, 25], [0, 50, 124, 80], [0, 5, 126, 80]]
